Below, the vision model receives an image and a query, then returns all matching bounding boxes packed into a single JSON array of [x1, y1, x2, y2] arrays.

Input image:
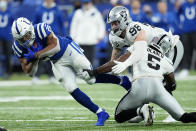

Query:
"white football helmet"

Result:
[[11, 17, 35, 47], [107, 6, 132, 36]]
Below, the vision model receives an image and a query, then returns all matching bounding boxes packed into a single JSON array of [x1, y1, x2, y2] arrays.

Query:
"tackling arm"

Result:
[[111, 48, 123, 60], [87, 51, 131, 76]]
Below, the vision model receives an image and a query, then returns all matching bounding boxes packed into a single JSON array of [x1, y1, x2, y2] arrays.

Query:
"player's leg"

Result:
[[95, 74, 131, 91], [150, 78, 185, 120], [154, 82, 196, 123], [69, 43, 131, 91], [114, 79, 153, 125], [52, 63, 109, 126], [163, 41, 184, 122]]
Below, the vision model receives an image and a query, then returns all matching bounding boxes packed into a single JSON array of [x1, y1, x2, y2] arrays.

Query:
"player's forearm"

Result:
[[35, 35, 60, 59], [124, 41, 147, 66], [111, 48, 122, 60], [21, 60, 38, 74], [35, 43, 60, 59], [94, 51, 131, 75]]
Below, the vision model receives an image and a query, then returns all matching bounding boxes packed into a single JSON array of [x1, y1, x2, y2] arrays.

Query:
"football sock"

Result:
[[179, 112, 196, 123], [71, 88, 99, 113], [95, 74, 131, 91], [95, 74, 121, 84]]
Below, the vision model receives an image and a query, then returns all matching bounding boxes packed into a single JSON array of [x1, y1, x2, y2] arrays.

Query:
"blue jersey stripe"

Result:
[[12, 44, 21, 57], [69, 42, 84, 55], [71, 42, 83, 53], [72, 41, 83, 51], [39, 24, 44, 39]]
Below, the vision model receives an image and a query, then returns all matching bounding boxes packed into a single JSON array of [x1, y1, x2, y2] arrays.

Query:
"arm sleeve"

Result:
[[36, 23, 52, 40], [12, 42, 26, 58], [123, 41, 147, 67]]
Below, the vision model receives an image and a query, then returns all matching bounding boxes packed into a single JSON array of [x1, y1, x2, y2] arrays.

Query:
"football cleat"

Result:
[[95, 109, 110, 126], [163, 115, 177, 123], [140, 104, 154, 126], [120, 76, 132, 91]]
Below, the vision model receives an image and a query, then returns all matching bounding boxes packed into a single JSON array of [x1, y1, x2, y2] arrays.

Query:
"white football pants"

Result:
[[51, 43, 92, 93], [115, 77, 185, 120]]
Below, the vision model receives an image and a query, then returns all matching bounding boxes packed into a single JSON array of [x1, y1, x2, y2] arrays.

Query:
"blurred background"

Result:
[[0, 0, 195, 81]]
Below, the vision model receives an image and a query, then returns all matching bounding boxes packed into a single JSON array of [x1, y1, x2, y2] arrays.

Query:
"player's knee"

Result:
[[62, 82, 77, 93], [114, 114, 124, 123]]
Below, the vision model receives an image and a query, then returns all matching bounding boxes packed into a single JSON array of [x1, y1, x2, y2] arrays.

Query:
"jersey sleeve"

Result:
[[35, 23, 53, 40], [109, 33, 125, 50], [126, 22, 142, 43], [126, 45, 134, 53], [12, 42, 27, 58]]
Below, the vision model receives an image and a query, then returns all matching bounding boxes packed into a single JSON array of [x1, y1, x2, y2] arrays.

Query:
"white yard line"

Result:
[[0, 119, 175, 123], [0, 96, 121, 102], [0, 76, 195, 87], [0, 96, 195, 103], [0, 78, 85, 87]]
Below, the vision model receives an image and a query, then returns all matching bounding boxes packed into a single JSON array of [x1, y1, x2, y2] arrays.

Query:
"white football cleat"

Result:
[[140, 104, 154, 126], [163, 115, 177, 123]]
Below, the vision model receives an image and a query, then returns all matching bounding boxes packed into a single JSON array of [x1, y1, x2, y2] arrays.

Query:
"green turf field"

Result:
[[0, 79, 196, 130]]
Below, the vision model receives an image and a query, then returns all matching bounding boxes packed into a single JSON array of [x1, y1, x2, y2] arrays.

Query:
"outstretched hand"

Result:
[[112, 60, 128, 74]]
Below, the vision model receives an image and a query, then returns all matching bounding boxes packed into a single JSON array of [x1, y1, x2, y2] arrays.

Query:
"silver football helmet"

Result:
[[11, 17, 35, 47], [107, 6, 132, 36], [151, 34, 172, 55]]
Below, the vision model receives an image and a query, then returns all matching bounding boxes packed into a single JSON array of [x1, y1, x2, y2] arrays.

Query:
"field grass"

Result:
[[0, 79, 195, 130]]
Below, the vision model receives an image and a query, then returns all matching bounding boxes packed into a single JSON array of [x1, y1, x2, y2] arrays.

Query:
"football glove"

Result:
[[24, 48, 36, 62], [112, 60, 129, 74]]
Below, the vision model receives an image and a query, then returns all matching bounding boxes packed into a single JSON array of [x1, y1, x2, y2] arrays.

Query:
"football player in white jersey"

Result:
[[113, 44, 196, 125], [80, 44, 196, 126], [108, 6, 183, 72], [107, 6, 183, 122], [78, 6, 185, 124]]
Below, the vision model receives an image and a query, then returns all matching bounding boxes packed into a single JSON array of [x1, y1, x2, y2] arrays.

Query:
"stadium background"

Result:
[[0, 0, 196, 130], [0, 0, 195, 79]]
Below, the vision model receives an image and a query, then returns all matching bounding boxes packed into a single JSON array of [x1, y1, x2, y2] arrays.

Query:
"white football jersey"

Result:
[[109, 22, 174, 50], [127, 45, 174, 80]]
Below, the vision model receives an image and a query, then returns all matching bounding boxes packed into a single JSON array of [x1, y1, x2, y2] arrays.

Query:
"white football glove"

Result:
[[77, 71, 95, 85], [112, 60, 129, 75], [77, 71, 91, 80]]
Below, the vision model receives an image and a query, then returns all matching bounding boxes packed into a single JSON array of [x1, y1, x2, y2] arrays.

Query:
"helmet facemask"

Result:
[[17, 31, 35, 47]]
